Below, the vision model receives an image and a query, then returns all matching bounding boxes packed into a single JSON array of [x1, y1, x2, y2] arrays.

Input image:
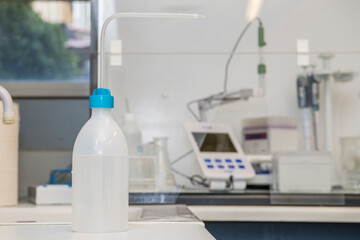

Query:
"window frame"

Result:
[[0, 82, 90, 98]]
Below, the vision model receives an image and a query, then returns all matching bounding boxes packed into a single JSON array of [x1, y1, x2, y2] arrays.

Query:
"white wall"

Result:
[[100, 0, 360, 186]]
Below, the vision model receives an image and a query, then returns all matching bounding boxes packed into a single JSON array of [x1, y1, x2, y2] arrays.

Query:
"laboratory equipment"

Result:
[[121, 108, 142, 156], [78, 12, 203, 228], [96, 11, 202, 194], [246, 155, 272, 186], [272, 152, 332, 193], [184, 122, 255, 190], [97, 12, 204, 88], [49, 168, 72, 185], [72, 88, 128, 232], [341, 136, 360, 190], [296, 40, 320, 151], [0, 99, 19, 207], [129, 155, 157, 190], [129, 140, 157, 190], [242, 117, 299, 155], [29, 185, 72, 205], [296, 41, 357, 153], [122, 108, 143, 181], [297, 73, 317, 151], [154, 137, 176, 191], [311, 73, 320, 149], [295, 41, 357, 186], [187, 16, 266, 122], [129, 138, 176, 190], [29, 169, 72, 205], [316, 54, 356, 151]]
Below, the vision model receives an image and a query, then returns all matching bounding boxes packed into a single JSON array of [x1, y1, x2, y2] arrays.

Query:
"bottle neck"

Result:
[[91, 108, 111, 117]]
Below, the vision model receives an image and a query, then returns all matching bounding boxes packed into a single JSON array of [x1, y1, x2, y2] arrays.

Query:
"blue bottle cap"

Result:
[[89, 88, 114, 108]]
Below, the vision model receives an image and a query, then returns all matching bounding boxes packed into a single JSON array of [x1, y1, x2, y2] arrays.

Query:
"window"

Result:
[[0, 0, 91, 97]]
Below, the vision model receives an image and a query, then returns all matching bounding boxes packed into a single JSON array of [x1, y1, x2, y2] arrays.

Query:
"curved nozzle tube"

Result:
[[98, 12, 205, 88], [0, 85, 15, 124]]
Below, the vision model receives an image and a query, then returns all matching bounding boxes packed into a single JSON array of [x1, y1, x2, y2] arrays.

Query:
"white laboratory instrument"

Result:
[[242, 117, 299, 155], [272, 152, 332, 193], [184, 122, 255, 190], [28, 185, 72, 205], [246, 155, 272, 186]]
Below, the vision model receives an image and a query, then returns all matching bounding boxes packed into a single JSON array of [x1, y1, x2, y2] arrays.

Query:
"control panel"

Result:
[[184, 122, 255, 181]]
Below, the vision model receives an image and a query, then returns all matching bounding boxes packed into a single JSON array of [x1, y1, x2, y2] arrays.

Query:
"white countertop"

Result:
[[0, 223, 215, 240], [189, 205, 360, 223], [0, 204, 215, 240], [2, 202, 359, 240]]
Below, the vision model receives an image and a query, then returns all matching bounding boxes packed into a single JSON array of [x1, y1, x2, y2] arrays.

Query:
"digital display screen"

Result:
[[192, 132, 237, 153]]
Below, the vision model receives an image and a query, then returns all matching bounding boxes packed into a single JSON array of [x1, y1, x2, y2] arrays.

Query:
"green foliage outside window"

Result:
[[0, 2, 79, 81]]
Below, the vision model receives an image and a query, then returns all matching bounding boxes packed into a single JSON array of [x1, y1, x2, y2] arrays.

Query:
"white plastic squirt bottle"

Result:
[[72, 88, 128, 232]]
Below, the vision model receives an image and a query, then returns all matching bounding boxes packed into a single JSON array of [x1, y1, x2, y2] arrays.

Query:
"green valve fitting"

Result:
[[258, 63, 266, 74], [258, 25, 266, 47]]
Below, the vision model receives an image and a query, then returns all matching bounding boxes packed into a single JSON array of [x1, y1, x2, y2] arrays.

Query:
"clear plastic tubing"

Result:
[[98, 12, 205, 88], [72, 88, 128, 232]]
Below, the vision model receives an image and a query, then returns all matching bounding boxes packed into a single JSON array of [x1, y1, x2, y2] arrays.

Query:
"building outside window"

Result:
[[0, 0, 91, 97]]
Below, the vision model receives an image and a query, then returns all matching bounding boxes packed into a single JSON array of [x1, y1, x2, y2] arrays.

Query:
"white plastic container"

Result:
[[72, 88, 128, 232], [122, 112, 142, 156], [122, 112, 143, 183], [154, 137, 175, 190], [0, 103, 19, 206]]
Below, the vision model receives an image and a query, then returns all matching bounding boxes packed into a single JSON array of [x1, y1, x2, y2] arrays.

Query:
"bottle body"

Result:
[[72, 108, 128, 232]]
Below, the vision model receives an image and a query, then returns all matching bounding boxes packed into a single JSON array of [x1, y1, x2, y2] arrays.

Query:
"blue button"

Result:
[[204, 158, 211, 163], [236, 159, 242, 163], [215, 159, 222, 163], [218, 165, 225, 169], [207, 165, 214, 169], [238, 165, 245, 169], [225, 159, 232, 163], [228, 165, 235, 169]]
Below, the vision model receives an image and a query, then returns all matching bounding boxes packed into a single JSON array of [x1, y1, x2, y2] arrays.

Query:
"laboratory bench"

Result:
[[2, 196, 360, 240], [129, 190, 360, 206], [129, 190, 360, 239], [128, 190, 360, 222], [0, 204, 215, 240]]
